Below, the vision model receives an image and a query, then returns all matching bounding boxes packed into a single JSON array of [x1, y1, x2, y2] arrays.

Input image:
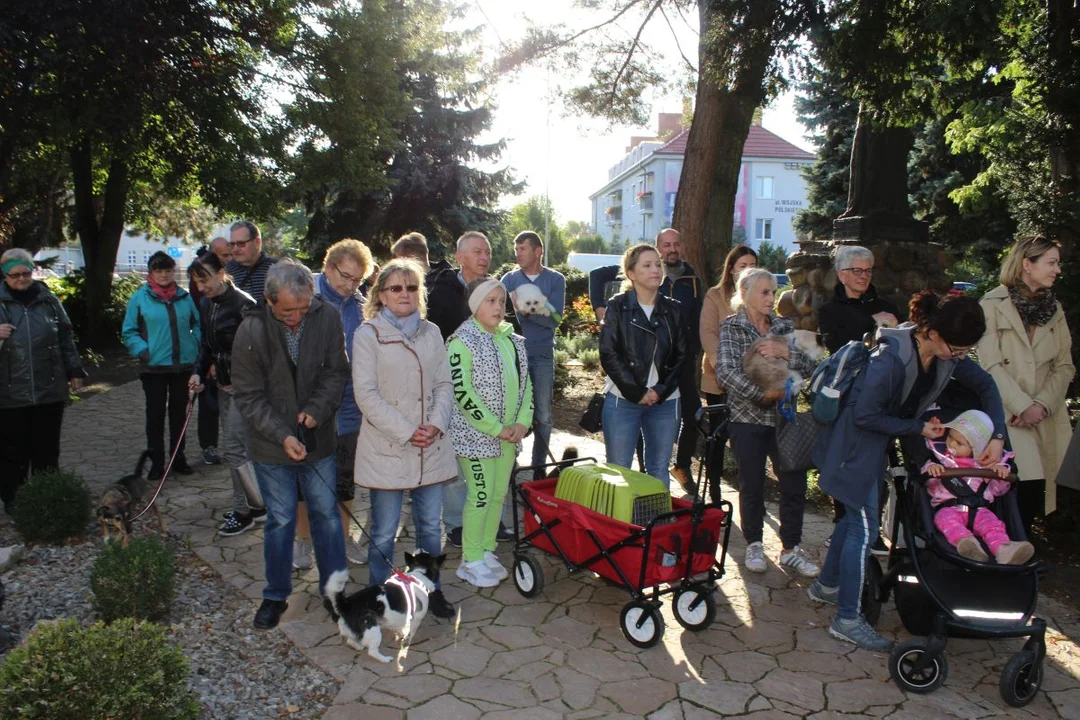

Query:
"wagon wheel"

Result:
[[672, 587, 716, 631], [999, 650, 1043, 707], [512, 553, 544, 598], [620, 600, 664, 649]]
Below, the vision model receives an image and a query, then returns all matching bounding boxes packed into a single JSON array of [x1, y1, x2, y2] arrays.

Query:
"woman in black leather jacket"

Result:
[[599, 244, 686, 485], [187, 252, 265, 536]]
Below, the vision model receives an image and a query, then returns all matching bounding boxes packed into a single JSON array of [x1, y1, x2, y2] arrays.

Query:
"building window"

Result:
[[756, 176, 774, 199], [755, 218, 773, 241], [142, 250, 152, 264], [126, 251, 137, 266]]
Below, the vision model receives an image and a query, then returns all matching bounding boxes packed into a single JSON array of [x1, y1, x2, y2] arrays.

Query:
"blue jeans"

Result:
[[369, 483, 444, 589], [819, 480, 880, 620], [602, 393, 680, 486], [254, 454, 346, 601], [529, 357, 555, 468]]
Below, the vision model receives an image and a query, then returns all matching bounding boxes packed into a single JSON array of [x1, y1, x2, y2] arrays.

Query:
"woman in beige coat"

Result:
[[351, 258, 457, 618], [978, 235, 1074, 528], [699, 244, 757, 500]]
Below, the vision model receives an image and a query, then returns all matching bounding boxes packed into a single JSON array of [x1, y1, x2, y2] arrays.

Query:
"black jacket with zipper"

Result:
[[194, 283, 256, 386], [599, 289, 686, 403]]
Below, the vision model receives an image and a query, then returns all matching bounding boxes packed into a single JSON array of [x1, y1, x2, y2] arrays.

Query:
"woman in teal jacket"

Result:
[[122, 251, 201, 480], [448, 278, 533, 589]]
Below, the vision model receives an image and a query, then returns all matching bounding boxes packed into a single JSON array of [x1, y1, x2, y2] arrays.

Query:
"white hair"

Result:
[[834, 245, 874, 271], [264, 258, 314, 303], [730, 268, 777, 311]]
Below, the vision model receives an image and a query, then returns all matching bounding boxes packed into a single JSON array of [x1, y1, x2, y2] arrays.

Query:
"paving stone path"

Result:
[[62, 381, 1080, 718]]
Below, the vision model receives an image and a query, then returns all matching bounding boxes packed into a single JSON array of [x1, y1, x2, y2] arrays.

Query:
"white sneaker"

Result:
[[292, 538, 314, 570], [482, 551, 509, 581], [779, 546, 821, 578], [744, 542, 767, 573], [345, 535, 366, 566], [456, 559, 500, 588]]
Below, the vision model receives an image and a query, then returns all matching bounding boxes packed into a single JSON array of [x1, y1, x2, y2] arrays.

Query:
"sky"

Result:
[[468, 1, 815, 224]]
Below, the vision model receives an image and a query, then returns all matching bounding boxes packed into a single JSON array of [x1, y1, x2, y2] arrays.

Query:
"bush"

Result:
[[0, 618, 199, 720], [579, 348, 601, 370], [11, 470, 93, 544], [90, 537, 176, 622], [554, 362, 580, 399], [46, 270, 144, 348]]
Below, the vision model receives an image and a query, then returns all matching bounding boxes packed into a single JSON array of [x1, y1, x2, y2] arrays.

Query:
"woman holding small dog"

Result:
[[0, 248, 87, 514], [187, 252, 265, 536], [350, 259, 456, 618], [447, 278, 533, 588], [599, 244, 686, 485], [716, 267, 820, 578]]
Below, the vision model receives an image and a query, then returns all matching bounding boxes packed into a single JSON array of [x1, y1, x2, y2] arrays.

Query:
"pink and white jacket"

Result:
[[922, 438, 1015, 507]]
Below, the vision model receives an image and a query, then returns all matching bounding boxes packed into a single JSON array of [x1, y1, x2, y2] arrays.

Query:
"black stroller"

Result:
[[867, 392, 1047, 707]]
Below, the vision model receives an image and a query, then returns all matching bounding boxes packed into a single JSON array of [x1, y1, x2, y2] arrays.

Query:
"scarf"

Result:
[[148, 277, 178, 303], [380, 306, 421, 340], [7, 281, 41, 305], [1008, 284, 1057, 327]]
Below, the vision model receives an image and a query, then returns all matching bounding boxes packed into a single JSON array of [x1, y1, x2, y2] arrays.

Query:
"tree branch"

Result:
[[606, 0, 664, 112], [659, 4, 697, 74]]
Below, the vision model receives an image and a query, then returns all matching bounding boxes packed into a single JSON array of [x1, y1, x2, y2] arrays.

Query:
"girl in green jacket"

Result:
[[447, 279, 533, 588]]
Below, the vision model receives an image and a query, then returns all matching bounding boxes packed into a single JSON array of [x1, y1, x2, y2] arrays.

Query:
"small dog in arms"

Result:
[[325, 552, 446, 664], [742, 331, 824, 406], [512, 283, 551, 317], [98, 450, 168, 546]]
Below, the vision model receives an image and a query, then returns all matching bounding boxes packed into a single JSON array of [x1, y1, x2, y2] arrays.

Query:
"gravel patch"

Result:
[[0, 521, 339, 719]]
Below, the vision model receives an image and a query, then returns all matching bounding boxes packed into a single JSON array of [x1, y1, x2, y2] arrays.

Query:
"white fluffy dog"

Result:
[[513, 283, 551, 317]]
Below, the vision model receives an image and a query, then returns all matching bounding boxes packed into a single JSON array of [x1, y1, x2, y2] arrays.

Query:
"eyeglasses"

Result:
[[945, 341, 971, 359], [384, 284, 419, 294], [5, 270, 32, 279], [227, 238, 253, 248], [332, 263, 363, 284], [840, 267, 873, 277]]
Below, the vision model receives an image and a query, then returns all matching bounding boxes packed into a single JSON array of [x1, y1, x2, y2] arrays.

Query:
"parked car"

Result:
[[948, 281, 976, 296], [774, 273, 790, 288]]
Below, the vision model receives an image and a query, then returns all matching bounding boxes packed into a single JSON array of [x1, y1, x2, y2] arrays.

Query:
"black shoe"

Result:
[[496, 523, 516, 543], [870, 537, 889, 557], [250, 508, 267, 523], [429, 589, 455, 619], [254, 599, 288, 630], [446, 526, 462, 548], [173, 460, 195, 476], [147, 467, 164, 483], [322, 597, 339, 622], [217, 511, 255, 537]]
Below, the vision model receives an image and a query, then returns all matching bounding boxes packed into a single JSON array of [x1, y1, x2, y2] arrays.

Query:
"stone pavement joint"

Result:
[[60, 380, 1080, 718]]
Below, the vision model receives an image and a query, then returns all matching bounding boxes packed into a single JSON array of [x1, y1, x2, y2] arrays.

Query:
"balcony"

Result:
[[637, 191, 654, 212], [608, 189, 623, 207], [605, 205, 622, 221]]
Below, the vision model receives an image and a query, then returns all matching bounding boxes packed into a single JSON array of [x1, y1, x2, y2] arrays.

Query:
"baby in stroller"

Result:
[[922, 409, 1035, 565]]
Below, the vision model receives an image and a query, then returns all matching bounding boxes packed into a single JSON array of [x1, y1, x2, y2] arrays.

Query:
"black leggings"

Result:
[[703, 393, 726, 504], [1017, 479, 1046, 536], [0, 402, 65, 503]]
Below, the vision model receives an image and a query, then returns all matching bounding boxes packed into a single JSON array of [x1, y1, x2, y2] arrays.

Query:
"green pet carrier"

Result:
[[554, 463, 671, 526]]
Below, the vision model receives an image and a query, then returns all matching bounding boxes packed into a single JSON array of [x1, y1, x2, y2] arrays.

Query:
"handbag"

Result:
[[774, 411, 822, 473], [579, 392, 605, 433]]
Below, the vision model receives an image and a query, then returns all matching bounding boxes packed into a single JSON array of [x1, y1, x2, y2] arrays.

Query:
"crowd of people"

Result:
[[0, 224, 1074, 651]]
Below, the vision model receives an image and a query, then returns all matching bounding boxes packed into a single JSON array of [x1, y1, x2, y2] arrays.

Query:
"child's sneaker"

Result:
[[779, 546, 821, 578], [217, 511, 254, 537], [456, 559, 500, 588], [956, 536, 989, 562], [482, 551, 509, 580], [995, 540, 1034, 565], [744, 542, 767, 573]]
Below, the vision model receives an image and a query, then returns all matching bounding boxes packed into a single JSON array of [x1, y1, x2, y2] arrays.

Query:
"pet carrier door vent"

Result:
[[555, 463, 671, 526]]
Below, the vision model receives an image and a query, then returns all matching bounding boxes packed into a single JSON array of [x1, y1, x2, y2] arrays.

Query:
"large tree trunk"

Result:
[[71, 138, 129, 347], [672, 1, 785, 284], [1047, 0, 1080, 249]]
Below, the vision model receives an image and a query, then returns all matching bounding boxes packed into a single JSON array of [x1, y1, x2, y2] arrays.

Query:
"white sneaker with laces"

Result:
[[744, 542, 767, 573], [292, 538, 314, 570], [456, 559, 500, 588], [482, 551, 509, 580], [779, 546, 821, 578]]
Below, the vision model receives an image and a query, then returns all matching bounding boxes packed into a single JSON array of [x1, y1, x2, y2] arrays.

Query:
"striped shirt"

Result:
[[226, 253, 276, 304]]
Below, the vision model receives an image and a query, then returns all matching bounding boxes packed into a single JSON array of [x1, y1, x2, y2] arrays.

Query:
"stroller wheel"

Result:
[[620, 600, 664, 649], [672, 587, 716, 631], [999, 650, 1043, 707], [889, 639, 948, 694], [512, 553, 544, 598]]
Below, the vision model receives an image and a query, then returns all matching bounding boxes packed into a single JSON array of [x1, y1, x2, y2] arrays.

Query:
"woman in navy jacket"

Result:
[[809, 291, 1007, 652]]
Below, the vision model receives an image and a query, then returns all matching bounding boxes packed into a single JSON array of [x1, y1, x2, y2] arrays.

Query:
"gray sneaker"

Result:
[[744, 542, 767, 573], [807, 580, 838, 605], [829, 616, 894, 652], [345, 535, 367, 566], [292, 538, 314, 570]]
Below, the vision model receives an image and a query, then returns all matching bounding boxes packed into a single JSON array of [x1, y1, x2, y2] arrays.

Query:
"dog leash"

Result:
[[130, 391, 197, 522]]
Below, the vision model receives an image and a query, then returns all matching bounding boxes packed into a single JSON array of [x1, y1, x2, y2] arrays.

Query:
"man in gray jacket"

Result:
[[231, 259, 350, 630]]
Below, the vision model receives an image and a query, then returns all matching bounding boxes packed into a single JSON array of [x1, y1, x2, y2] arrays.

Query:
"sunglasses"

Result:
[[384, 284, 419, 294], [5, 270, 32, 279], [227, 238, 253, 248]]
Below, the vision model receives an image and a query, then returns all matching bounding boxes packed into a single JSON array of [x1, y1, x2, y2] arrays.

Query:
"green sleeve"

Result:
[[516, 366, 534, 428], [447, 338, 504, 437]]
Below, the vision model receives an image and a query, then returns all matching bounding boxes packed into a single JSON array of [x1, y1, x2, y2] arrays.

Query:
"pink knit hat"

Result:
[[944, 409, 994, 456]]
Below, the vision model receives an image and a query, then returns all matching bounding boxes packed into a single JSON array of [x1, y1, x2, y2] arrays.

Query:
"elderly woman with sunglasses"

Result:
[[349, 258, 456, 619], [0, 249, 86, 513]]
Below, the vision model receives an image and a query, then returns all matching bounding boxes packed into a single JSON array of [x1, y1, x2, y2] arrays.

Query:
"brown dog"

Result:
[[98, 451, 168, 546]]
